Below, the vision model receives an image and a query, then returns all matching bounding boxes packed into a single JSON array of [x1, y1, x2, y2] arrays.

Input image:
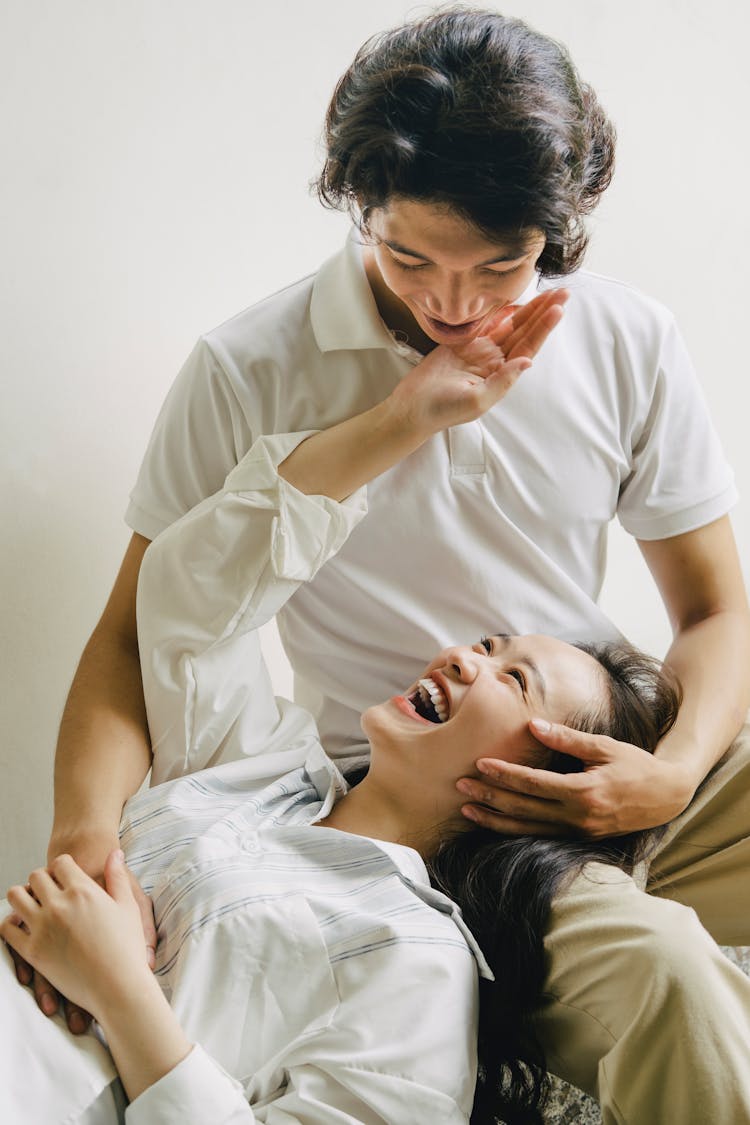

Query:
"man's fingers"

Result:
[[456, 778, 570, 823], [129, 871, 157, 970], [529, 718, 612, 761], [33, 970, 60, 1017], [5, 940, 33, 986], [472, 758, 585, 798], [460, 803, 570, 838], [63, 998, 92, 1036]]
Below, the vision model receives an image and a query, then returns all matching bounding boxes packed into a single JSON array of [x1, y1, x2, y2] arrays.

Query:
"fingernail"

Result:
[[456, 780, 473, 795], [69, 1012, 86, 1034], [16, 964, 31, 985], [531, 718, 551, 733], [114, 849, 125, 863], [462, 806, 479, 822], [41, 993, 57, 1015]]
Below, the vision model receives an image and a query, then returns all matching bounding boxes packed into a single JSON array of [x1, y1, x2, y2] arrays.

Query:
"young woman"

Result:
[[2, 327, 685, 1124], [23, 6, 750, 1123]]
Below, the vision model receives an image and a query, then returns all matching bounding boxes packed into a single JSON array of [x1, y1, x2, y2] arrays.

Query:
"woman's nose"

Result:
[[439, 645, 480, 681]]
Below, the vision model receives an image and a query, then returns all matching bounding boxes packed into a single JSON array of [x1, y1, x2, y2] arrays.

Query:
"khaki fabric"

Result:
[[536, 721, 750, 1125]]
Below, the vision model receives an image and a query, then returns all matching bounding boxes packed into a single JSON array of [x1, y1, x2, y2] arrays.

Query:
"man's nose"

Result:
[[425, 277, 484, 323]]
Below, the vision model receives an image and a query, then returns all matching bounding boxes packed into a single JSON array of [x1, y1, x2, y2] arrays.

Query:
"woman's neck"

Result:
[[316, 776, 445, 859]]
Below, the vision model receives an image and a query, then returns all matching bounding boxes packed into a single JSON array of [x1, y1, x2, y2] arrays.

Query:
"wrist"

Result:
[[96, 971, 192, 1102], [653, 741, 702, 804], [376, 391, 434, 448], [47, 823, 120, 873]]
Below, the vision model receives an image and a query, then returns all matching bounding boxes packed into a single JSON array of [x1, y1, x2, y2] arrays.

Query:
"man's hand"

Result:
[[456, 719, 696, 837], [6, 835, 156, 1033]]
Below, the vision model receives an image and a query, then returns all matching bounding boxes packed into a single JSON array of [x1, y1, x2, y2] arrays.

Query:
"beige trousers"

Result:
[[536, 722, 750, 1124]]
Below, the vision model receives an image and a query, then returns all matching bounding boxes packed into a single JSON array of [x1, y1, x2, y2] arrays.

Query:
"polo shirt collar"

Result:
[[311, 230, 397, 353], [312, 229, 542, 353]]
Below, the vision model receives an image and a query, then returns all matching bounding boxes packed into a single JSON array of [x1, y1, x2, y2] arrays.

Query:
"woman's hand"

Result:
[[388, 289, 568, 437], [456, 721, 696, 837], [279, 289, 568, 503], [7, 833, 156, 1035], [1, 849, 154, 1025]]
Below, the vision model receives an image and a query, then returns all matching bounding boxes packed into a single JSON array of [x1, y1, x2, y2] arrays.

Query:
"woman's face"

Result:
[[360, 634, 605, 833], [363, 198, 546, 350]]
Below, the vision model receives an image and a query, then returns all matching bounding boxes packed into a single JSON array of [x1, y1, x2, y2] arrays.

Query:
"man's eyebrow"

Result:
[[382, 239, 528, 266], [494, 633, 547, 703]]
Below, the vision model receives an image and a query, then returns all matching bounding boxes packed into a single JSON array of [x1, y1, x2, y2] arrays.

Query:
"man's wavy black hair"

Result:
[[316, 7, 616, 276]]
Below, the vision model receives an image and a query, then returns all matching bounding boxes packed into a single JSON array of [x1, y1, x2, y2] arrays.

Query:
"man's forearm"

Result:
[[50, 626, 152, 860], [655, 607, 750, 787]]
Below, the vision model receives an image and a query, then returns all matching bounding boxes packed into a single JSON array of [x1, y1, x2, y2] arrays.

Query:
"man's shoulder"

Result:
[[201, 268, 319, 364], [549, 268, 676, 330]]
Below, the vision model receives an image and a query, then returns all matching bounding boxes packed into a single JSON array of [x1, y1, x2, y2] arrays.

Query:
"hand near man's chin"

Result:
[[456, 719, 696, 838], [3, 837, 156, 1035]]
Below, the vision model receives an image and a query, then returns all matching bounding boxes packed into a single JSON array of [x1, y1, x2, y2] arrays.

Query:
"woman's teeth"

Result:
[[413, 677, 449, 723]]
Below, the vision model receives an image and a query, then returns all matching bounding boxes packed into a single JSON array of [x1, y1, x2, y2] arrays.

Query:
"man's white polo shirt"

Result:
[[126, 233, 736, 755]]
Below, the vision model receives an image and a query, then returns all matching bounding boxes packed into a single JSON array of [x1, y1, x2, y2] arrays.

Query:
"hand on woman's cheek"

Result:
[[1, 849, 152, 1023]]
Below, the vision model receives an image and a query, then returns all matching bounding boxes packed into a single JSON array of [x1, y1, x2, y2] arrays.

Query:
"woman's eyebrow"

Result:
[[495, 634, 547, 702], [383, 239, 526, 266]]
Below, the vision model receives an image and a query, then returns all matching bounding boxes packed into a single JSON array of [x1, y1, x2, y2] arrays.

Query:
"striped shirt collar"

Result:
[[304, 744, 495, 981]]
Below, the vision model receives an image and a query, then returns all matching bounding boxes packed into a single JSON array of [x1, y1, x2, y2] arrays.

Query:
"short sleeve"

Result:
[[125, 338, 254, 541], [617, 317, 737, 540]]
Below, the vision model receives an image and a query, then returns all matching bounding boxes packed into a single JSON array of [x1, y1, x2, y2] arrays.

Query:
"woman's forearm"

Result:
[[97, 974, 192, 1103], [277, 397, 426, 500]]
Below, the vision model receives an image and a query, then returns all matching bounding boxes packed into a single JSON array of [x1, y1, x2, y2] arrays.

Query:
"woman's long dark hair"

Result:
[[427, 642, 683, 1125], [316, 7, 615, 276]]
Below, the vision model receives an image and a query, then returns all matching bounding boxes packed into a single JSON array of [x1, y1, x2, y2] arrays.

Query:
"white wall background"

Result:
[[2, 0, 748, 890]]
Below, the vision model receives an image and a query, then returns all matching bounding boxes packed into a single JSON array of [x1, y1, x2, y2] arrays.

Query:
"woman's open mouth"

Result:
[[407, 677, 450, 723]]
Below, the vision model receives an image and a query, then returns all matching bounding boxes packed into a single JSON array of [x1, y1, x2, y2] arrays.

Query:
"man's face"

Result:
[[364, 197, 546, 348]]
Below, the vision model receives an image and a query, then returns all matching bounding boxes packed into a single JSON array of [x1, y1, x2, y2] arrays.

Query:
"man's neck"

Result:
[[362, 247, 437, 355]]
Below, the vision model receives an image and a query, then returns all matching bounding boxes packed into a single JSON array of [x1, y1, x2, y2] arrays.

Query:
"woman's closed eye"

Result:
[[478, 637, 526, 693], [507, 668, 526, 692]]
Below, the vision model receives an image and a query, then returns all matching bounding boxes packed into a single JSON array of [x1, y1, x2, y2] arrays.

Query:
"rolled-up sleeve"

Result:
[[136, 432, 367, 782]]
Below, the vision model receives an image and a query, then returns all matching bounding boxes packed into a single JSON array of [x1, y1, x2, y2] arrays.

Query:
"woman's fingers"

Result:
[[505, 294, 568, 360], [27, 867, 61, 907], [487, 289, 564, 347], [6, 883, 39, 924]]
